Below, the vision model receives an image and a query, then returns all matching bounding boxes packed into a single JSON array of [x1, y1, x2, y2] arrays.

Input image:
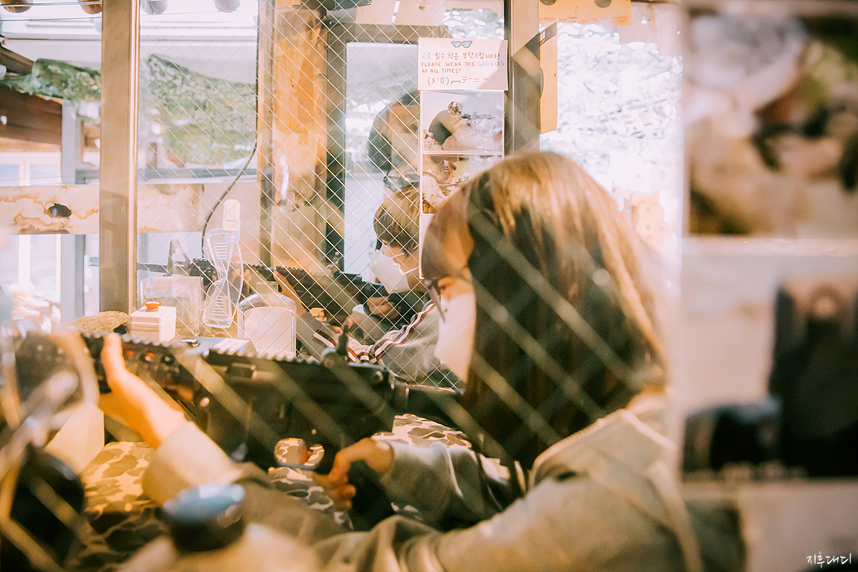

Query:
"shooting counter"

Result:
[[68, 415, 468, 571]]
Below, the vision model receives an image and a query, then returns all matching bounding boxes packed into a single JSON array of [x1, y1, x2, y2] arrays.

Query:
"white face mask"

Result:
[[433, 292, 476, 380], [369, 249, 413, 294]]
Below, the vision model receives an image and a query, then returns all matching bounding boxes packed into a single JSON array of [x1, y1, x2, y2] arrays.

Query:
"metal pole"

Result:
[[61, 100, 85, 321], [99, 0, 140, 314], [61, 100, 80, 184], [257, 0, 276, 267], [504, 0, 541, 154], [326, 25, 346, 268]]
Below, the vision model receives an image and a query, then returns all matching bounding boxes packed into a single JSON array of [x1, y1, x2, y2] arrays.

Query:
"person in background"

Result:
[[278, 186, 454, 387], [366, 91, 420, 193], [99, 152, 742, 572], [421, 155, 460, 212], [363, 185, 425, 330]]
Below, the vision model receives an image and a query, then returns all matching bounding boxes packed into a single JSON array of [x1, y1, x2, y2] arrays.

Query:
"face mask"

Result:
[[433, 292, 476, 380], [369, 249, 412, 294]]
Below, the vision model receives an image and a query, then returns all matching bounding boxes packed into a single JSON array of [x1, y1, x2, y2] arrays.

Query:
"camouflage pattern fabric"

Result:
[[381, 414, 470, 448], [270, 414, 471, 529], [69, 415, 468, 571], [68, 442, 165, 572]]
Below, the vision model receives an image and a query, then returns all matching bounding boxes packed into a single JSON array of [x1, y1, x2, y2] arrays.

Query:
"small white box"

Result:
[[131, 303, 177, 342]]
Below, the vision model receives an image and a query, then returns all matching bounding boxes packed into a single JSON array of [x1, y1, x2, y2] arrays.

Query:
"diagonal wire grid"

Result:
[[1, 0, 684, 568], [125, 0, 682, 531]]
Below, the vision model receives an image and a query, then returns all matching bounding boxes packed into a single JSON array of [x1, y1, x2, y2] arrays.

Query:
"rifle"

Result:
[[18, 330, 462, 528], [333, 273, 425, 326], [91, 253, 425, 327]]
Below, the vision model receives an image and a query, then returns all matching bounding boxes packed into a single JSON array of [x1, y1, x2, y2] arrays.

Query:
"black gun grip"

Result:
[[78, 335, 111, 393], [347, 459, 395, 532]]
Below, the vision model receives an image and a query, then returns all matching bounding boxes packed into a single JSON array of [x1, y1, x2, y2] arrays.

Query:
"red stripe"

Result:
[[314, 330, 358, 361], [314, 330, 336, 347], [372, 303, 435, 360]]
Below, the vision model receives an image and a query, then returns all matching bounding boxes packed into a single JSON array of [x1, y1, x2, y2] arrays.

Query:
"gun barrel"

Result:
[[75, 333, 463, 475], [333, 272, 389, 304]]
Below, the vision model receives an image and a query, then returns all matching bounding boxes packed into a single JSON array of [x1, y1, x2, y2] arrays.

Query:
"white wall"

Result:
[[675, 237, 858, 421]]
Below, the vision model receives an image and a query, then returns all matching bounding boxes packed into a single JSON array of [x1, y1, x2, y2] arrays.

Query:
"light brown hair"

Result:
[[374, 186, 420, 255], [422, 151, 664, 468]]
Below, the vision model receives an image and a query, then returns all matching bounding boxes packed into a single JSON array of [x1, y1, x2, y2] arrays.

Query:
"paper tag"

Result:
[[540, 0, 577, 23], [419, 38, 508, 92]]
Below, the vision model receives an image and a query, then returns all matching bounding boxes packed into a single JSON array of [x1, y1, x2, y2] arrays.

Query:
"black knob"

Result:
[[162, 483, 246, 552]]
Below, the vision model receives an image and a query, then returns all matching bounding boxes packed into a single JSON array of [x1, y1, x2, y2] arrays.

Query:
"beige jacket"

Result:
[[141, 396, 743, 572]]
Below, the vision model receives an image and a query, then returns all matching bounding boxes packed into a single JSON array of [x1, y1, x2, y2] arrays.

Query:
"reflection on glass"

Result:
[[138, 1, 257, 180], [344, 43, 419, 276], [541, 22, 683, 256]]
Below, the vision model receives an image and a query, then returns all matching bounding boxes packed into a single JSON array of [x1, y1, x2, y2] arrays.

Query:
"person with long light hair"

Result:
[[100, 152, 741, 572]]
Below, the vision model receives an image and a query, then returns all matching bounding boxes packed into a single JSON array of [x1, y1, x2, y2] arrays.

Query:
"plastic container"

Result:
[[130, 302, 176, 342], [202, 200, 244, 329], [120, 484, 319, 572], [139, 276, 203, 337], [237, 281, 297, 358]]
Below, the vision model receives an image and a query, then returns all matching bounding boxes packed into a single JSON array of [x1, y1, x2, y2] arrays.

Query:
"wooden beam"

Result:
[[261, 3, 330, 270], [0, 46, 33, 76], [0, 86, 62, 146], [99, 0, 139, 313], [0, 137, 58, 152], [0, 181, 237, 235]]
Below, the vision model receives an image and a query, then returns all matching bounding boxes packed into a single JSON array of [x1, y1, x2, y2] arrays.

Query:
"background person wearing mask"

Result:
[[277, 187, 454, 387], [363, 186, 425, 331], [98, 152, 741, 572]]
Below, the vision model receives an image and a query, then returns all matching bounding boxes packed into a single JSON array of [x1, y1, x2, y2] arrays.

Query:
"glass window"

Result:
[[28, 235, 60, 301], [344, 43, 419, 276], [0, 235, 59, 303], [29, 163, 60, 186], [0, 237, 20, 290], [0, 164, 21, 186], [541, 22, 683, 257]]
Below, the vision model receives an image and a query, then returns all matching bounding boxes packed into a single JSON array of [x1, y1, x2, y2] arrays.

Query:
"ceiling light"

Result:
[[214, 0, 241, 13], [143, 0, 168, 14]]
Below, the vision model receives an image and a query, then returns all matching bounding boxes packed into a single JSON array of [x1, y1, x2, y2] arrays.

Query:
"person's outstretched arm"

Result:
[[98, 334, 346, 542], [315, 436, 509, 529], [97, 335, 729, 572]]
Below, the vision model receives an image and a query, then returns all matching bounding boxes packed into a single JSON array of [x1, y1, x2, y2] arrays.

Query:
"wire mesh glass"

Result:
[[0, 2, 103, 344], [130, 0, 510, 389], [1, 1, 694, 570]]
